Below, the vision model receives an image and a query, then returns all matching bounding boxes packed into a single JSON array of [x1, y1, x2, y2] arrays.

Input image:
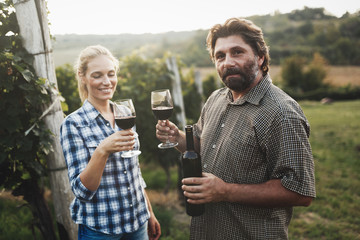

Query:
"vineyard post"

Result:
[[194, 70, 204, 108], [12, 0, 77, 239], [166, 56, 186, 130]]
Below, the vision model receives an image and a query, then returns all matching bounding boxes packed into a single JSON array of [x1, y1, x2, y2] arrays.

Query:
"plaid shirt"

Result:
[[60, 100, 149, 235], [191, 75, 316, 239]]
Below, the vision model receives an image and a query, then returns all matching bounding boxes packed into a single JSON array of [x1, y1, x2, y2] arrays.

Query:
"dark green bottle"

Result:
[[182, 125, 205, 217]]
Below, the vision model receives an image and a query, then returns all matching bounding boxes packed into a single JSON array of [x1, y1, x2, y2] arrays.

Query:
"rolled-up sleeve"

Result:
[[60, 118, 96, 201], [267, 115, 316, 198]]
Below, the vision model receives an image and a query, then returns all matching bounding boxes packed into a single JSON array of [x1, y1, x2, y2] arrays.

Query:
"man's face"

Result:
[[214, 35, 263, 93]]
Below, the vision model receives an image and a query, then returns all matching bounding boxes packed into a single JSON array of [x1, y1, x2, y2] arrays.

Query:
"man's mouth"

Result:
[[222, 68, 243, 80], [226, 74, 240, 80]]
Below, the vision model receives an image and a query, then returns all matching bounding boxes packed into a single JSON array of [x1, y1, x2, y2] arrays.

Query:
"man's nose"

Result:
[[224, 55, 236, 68]]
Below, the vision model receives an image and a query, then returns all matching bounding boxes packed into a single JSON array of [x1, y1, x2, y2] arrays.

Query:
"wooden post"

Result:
[[166, 56, 186, 130], [194, 70, 204, 108], [13, 0, 77, 239]]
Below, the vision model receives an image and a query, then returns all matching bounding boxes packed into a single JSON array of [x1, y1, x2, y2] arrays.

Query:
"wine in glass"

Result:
[[151, 89, 178, 149], [114, 99, 141, 158]]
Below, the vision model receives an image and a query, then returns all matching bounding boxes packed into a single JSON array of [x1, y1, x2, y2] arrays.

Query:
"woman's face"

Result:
[[82, 55, 117, 103]]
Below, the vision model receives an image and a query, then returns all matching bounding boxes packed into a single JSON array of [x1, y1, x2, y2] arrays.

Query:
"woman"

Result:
[[60, 45, 161, 239]]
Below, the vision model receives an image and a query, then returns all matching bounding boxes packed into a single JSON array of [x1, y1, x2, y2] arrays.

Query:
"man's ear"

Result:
[[258, 55, 265, 67]]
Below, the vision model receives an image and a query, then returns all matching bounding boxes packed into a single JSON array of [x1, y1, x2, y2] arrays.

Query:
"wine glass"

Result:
[[113, 99, 141, 158], [151, 89, 178, 149]]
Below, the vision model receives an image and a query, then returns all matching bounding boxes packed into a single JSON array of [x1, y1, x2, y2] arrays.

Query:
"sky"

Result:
[[47, 0, 359, 35]]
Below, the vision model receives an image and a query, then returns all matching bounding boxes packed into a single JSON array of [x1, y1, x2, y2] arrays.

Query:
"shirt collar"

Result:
[[226, 74, 272, 106], [82, 100, 114, 123]]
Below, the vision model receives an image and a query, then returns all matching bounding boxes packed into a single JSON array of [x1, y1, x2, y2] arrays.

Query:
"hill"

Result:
[[51, 7, 360, 67]]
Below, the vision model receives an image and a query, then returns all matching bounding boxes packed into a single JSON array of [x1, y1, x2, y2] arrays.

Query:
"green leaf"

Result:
[[0, 36, 12, 49], [18, 83, 34, 91], [20, 69, 34, 82]]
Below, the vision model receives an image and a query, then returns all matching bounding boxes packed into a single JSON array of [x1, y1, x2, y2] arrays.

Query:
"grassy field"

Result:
[[144, 100, 360, 239], [289, 100, 360, 239], [1, 100, 359, 239]]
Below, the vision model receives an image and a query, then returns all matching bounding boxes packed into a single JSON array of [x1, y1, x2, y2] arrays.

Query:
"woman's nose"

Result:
[[103, 76, 111, 85]]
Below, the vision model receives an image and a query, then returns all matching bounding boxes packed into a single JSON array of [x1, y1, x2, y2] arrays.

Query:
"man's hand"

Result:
[[182, 172, 227, 204], [155, 120, 179, 143]]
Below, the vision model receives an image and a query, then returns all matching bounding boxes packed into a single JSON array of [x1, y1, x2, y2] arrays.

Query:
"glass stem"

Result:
[[163, 120, 171, 143]]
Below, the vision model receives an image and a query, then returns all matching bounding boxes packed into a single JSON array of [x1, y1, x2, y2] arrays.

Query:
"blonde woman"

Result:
[[60, 45, 161, 240]]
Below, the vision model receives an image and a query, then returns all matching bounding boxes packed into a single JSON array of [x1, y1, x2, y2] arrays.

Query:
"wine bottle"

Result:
[[182, 125, 205, 217]]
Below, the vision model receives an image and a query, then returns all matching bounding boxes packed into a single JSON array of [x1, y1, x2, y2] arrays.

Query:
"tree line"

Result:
[[52, 7, 360, 67]]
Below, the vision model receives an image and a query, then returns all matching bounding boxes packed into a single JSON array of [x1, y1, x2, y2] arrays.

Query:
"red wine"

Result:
[[152, 106, 173, 120], [115, 116, 135, 129], [182, 125, 205, 217]]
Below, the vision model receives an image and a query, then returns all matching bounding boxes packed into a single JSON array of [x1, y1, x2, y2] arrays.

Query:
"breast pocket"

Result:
[[84, 137, 99, 155], [226, 132, 265, 183], [81, 125, 102, 156]]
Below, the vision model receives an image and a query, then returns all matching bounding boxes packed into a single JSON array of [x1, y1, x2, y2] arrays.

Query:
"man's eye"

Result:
[[215, 54, 224, 60], [234, 50, 243, 55]]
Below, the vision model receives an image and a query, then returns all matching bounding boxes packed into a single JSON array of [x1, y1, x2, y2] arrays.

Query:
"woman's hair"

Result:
[[74, 45, 119, 102], [206, 18, 270, 75]]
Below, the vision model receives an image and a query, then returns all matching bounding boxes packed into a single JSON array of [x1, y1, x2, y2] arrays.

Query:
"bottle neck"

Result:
[[185, 125, 195, 151]]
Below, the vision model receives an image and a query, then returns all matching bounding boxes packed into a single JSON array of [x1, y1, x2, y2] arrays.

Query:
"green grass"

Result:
[[141, 164, 179, 190], [289, 100, 360, 239], [0, 198, 42, 240]]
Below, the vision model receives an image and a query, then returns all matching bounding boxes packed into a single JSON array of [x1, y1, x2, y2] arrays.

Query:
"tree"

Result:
[[281, 55, 306, 91], [0, 1, 56, 238], [56, 64, 81, 114], [302, 53, 327, 92], [2, 0, 77, 238], [182, 68, 202, 124], [281, 53, 327, 93], [203, 74, 220, 99], [116, 53, 181, 194]]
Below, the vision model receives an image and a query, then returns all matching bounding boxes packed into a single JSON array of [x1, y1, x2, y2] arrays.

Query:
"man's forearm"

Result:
[[224, 179, 313, 207]]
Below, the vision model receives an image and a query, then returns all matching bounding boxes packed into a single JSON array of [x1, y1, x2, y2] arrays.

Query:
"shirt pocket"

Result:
[[81, 126, 102, 156], [227, 132, 266, 184]]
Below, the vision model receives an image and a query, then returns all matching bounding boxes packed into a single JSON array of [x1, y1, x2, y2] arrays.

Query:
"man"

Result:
[[156, 18, 315, 239]]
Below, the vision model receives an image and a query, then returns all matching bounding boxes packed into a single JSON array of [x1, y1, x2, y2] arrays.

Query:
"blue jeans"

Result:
[[78, 222, 148, 240]]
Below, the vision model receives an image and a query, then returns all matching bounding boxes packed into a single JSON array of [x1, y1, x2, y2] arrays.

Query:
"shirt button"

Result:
[[221, 123, 225, 127], [130, 204, 133, 207], [203, 164, 207, 169], [106, 123, 110, 126], [128, 187, 130, 190], [212, 144, 216, 149], [124, 171, 127, 174]]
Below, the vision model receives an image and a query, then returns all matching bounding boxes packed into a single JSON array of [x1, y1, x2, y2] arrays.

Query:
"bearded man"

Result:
[[155, 18, 316, 239]]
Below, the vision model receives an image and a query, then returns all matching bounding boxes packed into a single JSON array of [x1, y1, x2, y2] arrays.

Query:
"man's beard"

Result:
[[220, 57, 259, 92]]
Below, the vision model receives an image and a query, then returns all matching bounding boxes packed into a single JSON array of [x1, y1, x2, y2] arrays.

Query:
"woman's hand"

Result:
[[98, 129, 135, 154], [148, 212, 161, 240]]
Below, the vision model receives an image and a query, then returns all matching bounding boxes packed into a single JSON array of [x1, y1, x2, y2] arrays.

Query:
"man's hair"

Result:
[[206, 18, 270, 74]]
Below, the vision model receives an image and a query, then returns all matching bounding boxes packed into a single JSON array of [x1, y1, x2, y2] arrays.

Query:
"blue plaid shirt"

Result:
[[60, 100, 149, 235]]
